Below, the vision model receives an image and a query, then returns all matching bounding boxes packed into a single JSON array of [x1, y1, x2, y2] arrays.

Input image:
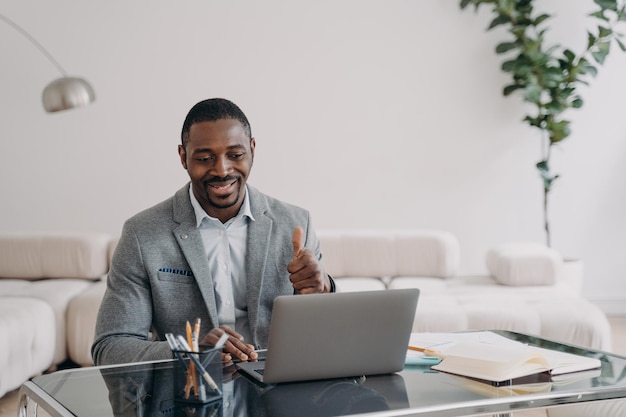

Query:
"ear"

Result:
[[178, 144, 188, 169], [250, 138, 256, 162]]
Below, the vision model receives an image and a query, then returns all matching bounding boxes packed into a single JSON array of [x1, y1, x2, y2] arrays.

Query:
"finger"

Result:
[[218, 326, 257, 361], [292, 227, 304, 259], [220, 325, 244, 341], [245, 344, 259, 361], [200, 326, 243, 350]]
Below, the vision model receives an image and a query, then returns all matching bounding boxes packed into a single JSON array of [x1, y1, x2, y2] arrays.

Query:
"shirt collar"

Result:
[[188, 184, 255, 228]]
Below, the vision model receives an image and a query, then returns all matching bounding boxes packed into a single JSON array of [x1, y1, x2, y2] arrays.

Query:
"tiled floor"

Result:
[[1, 317, 625, 417]]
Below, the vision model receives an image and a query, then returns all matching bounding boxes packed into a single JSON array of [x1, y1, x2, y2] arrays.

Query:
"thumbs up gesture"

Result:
[[288, 227, 331, 294]]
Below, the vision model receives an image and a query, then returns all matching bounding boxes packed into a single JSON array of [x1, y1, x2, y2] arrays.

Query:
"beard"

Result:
[[204, 175, 244, 209]]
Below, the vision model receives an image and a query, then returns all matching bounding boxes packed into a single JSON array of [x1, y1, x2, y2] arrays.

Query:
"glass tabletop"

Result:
[[21, 331, 626, 417]]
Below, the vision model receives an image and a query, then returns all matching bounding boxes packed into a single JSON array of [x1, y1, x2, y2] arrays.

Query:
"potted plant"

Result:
[[459, 0, 626, 247]]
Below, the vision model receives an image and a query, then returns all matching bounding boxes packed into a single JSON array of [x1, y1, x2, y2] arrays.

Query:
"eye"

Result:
[[195, 155, 214, 162], [229, 153, 244, 160]]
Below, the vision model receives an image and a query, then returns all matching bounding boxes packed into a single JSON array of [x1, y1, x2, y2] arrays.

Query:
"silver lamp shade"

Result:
[[42, 76, 96, 113]]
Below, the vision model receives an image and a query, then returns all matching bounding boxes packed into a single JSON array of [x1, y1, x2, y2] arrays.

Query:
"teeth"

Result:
[[210, 182, 234, 190]]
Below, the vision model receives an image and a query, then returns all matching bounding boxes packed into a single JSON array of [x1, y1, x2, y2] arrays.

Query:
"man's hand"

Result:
[[288, 227, 331, 294], [200, 325, 258, 363]]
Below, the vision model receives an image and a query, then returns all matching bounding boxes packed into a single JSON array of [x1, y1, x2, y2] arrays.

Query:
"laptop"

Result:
[[237, 288, 420, 384]]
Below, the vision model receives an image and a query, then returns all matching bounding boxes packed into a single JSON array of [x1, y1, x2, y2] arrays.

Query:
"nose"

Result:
[[211, 155, 232, 177]]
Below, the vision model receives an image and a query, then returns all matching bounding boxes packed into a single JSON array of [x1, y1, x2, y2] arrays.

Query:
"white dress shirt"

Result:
[[188, 185, 255, 342]]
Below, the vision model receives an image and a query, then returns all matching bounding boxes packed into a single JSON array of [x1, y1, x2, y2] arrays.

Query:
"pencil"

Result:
[[408, 345, 425, 352], [176, 335, 222, 395], [408, 345, 444, 357], [186, 321, 199, 396]]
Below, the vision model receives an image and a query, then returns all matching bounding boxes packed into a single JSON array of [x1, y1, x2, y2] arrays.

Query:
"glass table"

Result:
[[18, 331, 626, 417]]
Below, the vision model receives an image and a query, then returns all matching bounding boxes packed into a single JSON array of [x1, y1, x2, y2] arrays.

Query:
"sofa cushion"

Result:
[[532, 300, 612, 352], [485, 242, 562, 286], [457, 296, 542, 335], [411, 296, 468, 332], [333, 277, 387, 292], [387, 277, 449, 295], [0, 233, 111, 280], [0, 297, 55, 398], [0, 279, 94, 364], [318, 230, 460, 279]]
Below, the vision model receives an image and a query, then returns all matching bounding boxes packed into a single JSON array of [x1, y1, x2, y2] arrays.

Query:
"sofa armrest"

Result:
[[67, 280, 107, 366]]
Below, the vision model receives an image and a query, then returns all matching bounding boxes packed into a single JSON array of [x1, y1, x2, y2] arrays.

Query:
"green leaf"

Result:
[[617, 37, 626, 51], [594, 0, 618, 11], [496, 41, 519, 54], [503, 84, 524, 96], [563, 49, 576, 62], [590, 10, 607, 20], [534, 13, 551, 26], [536, 160, 559, 191], [584, 63, 598, 76], [523, 85, 543, 103], [588, 31, 597, 49], [548, 120, 571, 143], [571, 97, 584, 108], [592, 41, 611, 64], [501, 59, 519, 72], [460, 0, 473, 9], [488, 14, 510, 30], [598, 26, 613, 38], [536, 160, 549, 173]]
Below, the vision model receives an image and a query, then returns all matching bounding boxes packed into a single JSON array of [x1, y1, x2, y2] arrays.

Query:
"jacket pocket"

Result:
[[157, 268, 194, 283]]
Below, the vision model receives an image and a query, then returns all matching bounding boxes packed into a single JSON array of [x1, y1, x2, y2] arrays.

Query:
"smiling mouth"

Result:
[[206, 178, 238, 197], [209, 181, 236, 190]]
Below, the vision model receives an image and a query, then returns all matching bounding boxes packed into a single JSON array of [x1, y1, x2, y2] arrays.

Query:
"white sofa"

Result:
[[0, 234, 112, 398], [0, 230, 612, 399], [319, 230, 611, 351]]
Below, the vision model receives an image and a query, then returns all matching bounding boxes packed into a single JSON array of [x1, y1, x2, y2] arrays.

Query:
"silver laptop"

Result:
[[237, 288, 419, 384]]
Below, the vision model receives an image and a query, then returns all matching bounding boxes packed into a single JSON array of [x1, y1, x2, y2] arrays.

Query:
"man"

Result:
[[92, 98, 334, 366]]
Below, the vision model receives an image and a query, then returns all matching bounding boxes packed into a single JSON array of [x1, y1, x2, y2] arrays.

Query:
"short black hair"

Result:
[[181, 98, 252, 146]]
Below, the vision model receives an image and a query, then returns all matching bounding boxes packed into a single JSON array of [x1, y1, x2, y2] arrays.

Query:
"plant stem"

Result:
[[543, 143, 552, 247], [543, 182, 550, 247]]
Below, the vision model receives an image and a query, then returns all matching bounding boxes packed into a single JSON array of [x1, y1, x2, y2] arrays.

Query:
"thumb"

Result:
[[292, 227, 304, 259]]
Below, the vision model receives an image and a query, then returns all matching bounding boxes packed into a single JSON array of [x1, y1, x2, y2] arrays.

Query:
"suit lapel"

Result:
[[172, 186, 219, 327], [246, 187, 272, 342]]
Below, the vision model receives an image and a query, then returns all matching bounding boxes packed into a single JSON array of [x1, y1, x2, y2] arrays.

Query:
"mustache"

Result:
[[205, 175, 239, 184]]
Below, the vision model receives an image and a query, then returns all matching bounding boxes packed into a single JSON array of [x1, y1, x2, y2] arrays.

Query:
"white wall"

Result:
[[1, 0, 625, 312]]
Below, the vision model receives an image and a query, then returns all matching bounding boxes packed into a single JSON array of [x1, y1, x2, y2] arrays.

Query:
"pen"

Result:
[[165, 333, 189, 370], [176, 335, 222, 395], [165, 333, 193, 398]]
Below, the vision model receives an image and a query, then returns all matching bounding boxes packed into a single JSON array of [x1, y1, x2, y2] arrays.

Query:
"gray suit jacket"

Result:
[[92, 184, 323, 365]]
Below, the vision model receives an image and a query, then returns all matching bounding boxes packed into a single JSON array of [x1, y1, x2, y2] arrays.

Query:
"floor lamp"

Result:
[[1, 13, 95, 113]]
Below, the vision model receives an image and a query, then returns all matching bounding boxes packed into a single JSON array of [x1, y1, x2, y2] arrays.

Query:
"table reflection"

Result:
[[99, 362, 408, 417]]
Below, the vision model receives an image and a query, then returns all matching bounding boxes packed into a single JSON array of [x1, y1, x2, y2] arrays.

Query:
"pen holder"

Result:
[[172, 347, 223, 405]]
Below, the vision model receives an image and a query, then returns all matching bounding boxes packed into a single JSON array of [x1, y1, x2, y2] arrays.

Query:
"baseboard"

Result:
[[590, 298, 626, 317]]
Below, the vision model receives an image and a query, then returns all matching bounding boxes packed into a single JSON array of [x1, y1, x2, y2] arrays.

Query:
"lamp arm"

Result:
[[0, 13, 68, 76]]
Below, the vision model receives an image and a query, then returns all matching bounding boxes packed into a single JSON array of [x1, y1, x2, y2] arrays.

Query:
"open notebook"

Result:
[[237, 289, 420, 384], [408, 331, 602, 385]]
